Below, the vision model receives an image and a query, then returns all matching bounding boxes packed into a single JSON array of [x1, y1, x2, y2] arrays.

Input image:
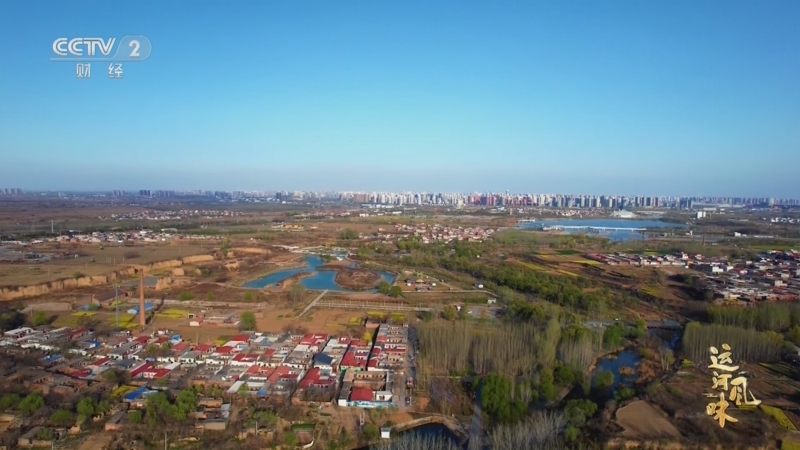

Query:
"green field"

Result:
[[760, 363, 799, 378], [761, 405, 797, 431], [155, 308, 189, 319]]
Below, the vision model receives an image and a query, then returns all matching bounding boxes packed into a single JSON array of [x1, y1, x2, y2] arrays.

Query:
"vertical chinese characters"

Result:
[[706, 343, 760, 428]]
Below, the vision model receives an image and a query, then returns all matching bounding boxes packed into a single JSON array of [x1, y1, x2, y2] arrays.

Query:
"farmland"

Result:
[[615, 400, 681, 438]]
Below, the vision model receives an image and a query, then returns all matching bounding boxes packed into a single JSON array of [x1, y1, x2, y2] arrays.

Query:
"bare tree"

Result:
[[558, 333, 596, 378], [658, 345, 675, 372], [489, 411, 567, 450], [370, 432, 461, 450]]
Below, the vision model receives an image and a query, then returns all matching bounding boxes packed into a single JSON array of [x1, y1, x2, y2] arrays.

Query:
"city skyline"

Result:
[[2, 187, 798, 206], [1, 1, 799, 195]]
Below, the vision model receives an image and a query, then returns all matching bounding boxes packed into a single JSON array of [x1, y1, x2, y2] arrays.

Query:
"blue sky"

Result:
[[0, 1, 798, 196]]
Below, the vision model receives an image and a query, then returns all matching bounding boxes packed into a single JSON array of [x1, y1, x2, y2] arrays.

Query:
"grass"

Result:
[[155, 308, 189, 319], [348, 317, 362, 324], [71, 311, 97, 317], [681, 359, 694, 368], [367, 311, 387, 318], [54, 316, 80, 326], [640, 285, 661, 296], [111, 385, 136, 398], [390, 313, 405, 322], [760, 405, 798, 431], [106, 313, 140, 329], [574, 260, 603, 266], [511, 260, 549, 272], [760, 363, 799, 378], [782, 439, 800, 450], [556, 249, 580, 256], [554, 268, 578, 277]]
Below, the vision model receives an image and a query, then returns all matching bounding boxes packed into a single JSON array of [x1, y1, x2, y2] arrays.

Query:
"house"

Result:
[[230, 353, 260, 367], [312, 353, 335, 371], [295, 367, 337, 403]]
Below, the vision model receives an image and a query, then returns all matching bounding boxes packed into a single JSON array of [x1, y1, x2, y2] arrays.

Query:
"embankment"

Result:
[[0, 254, 215, 301]]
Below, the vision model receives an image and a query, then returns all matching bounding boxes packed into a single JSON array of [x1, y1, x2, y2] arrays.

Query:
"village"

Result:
[[0, 315, 414, 448], [586, 249, 800, 303], [390, 223, 495, 244]]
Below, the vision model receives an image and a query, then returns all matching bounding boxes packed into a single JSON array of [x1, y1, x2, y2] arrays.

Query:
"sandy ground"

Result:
[[77, 432, 114, 450], [616, 400, 681, 438]]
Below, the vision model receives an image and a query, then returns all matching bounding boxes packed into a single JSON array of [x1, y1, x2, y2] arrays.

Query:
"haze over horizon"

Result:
[[1, 1, 798, 197]]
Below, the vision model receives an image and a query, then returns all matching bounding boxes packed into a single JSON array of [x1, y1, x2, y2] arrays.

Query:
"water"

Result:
[[592, 349, 642, 388], [519, 218, 687, 242], [354, 423, 463, 450], [242, 254, 395, 291]]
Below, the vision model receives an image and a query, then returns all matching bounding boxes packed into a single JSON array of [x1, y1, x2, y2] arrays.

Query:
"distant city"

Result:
[[1, 187, 798, 209]]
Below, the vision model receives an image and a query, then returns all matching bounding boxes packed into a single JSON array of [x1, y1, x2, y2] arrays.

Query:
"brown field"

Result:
[[257, 308, 369, 334], [0, 243, 213, 286], [616, 400, 681, 438]]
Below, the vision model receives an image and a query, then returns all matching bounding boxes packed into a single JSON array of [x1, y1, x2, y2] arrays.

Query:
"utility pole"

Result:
[[115, 284, 120, 329], [164, 432, 168, 450]]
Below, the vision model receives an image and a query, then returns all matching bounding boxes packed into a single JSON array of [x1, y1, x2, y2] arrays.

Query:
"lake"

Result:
[[242, 254, 395, 291], [519, 218, 687, 242]]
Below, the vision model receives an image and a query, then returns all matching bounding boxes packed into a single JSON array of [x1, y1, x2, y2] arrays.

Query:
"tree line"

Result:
[[682, 321, 783, 363], [707, 302, 800, 333]]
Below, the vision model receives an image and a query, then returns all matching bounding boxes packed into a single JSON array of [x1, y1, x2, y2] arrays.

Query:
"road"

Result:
[[586, 319, 682, 329], [298, 289, 328, 317], [468, 383, 484, 450]]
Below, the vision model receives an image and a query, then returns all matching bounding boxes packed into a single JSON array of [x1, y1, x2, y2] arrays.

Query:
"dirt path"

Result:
[[298, 289, 328, 317]]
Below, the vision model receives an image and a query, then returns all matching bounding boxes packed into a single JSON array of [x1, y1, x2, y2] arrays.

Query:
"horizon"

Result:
[[1, 1, 798, 196], [2, 187, 796, 202]]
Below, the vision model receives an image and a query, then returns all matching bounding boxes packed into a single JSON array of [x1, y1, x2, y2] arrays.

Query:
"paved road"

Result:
[[298, 289, 328, 317]]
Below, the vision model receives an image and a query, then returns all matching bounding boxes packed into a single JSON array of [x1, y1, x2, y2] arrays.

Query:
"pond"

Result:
[[592, 349, 642, 388], [354, 423, 463, 450], [242, 254, 395, 291]]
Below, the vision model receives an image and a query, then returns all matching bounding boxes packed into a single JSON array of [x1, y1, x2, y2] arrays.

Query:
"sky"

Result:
[[0, 1, 798, 197]]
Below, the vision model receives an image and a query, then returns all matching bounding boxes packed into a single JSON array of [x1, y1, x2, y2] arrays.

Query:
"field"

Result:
[[615, 400, 681, 438], [0, 242, 212, 286], [155, 308, 190, 319], [760, 405, 798, 431], [257, 308, 377, 334]]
